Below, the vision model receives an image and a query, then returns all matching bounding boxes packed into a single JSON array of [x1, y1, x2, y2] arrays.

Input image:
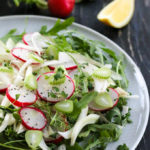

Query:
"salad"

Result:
[[0, 17, 138, 150]]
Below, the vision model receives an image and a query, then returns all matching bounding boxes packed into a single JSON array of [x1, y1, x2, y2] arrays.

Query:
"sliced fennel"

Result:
[[0, 113, 15, 133], [58, 107, 88, 139], [14, 123, 26, 134], [29, 53, 44, 63], [71, 114, 100, 145], [94, 78, 110, 93], [24, 66, 37, 90], [6, 38, 15, 50], [115, 87, 139, 99], [14, 60, 33, 85]]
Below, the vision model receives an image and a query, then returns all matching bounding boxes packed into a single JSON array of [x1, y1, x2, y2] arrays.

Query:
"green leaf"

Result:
[[41, 17, 75, 35], [0, 105, 19, 113], [117, 144, 129, 150], [76, 91, 98, 109], [106, 107, 122, 125], [66, 142, 83, 150], [101, 47, 118, 61], [0, 29, 25, 43], [15, 94, 20, 100]]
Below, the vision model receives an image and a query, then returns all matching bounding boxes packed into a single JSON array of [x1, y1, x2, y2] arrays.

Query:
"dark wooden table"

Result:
[[0, 0, 149, 149]]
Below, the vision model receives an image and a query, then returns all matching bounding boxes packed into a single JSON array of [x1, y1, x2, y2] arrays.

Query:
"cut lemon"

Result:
[[97, 0, 135, 28]]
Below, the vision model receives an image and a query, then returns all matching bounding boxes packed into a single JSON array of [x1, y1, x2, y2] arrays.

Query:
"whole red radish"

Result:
[[48, 0, 75, 17]]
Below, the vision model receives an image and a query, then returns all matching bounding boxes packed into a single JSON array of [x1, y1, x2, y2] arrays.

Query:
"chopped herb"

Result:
[[48, 92, 57, 98], [52, 87, 59, 92], [15, 94, 20, 100], [61, 91, 68, 98]]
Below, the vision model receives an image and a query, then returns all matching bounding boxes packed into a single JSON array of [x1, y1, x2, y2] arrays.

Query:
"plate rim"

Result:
[[0, 15, 149, 150]]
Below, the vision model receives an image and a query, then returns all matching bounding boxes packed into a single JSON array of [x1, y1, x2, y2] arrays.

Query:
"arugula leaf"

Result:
[[0, 126, 29, 150], [106, 106, 132, 126], [76, 91, 98, 109], [40, 17, 74, 35], [66, 142, 83, 150], [101, 47, 118, 61], [85, 139, 101, 150], [0, 105, 19, 113], [117, 144, 129, 150], [0, 29, 25, 43], [106, 107, 122, 125], [68, 92, 98, 124]]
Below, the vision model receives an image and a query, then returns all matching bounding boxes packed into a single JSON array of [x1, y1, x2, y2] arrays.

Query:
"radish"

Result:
[[49, 52, 77, 70], [48, 0, 75, 17], [23, 32, 51, 54], [49, 63, 77, 70], [19, 107, 47, 130], [23, 33, 33, 46], [6, 84, 38, 107], [37, 72, 75, 103], [89, 88, 119, 111], [11, 48, 40, 64]]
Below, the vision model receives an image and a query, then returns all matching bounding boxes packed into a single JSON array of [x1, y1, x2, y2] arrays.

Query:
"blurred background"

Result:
[[0, 0, 150, 149]]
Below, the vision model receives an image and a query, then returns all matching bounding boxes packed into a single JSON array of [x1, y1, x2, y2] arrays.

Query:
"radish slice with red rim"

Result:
[[49, 63, 77, 70], [89, 88, 119, 111], [45, 135, 63, 144], [0, 86, 7, 93], [19, 107, 47, 130], [11, 48, 40, 65], [23, 33, 33, 46], [6, 84, 38, 107], [37, 72, 75, 103], [49, 52, 77, 70]]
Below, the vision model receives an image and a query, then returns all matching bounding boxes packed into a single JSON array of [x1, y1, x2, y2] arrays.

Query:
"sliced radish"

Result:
[[19, 107, 47, 130], [37, 72, 75, 103], [11, 48, 40, 65], [89, 88, 119, 111], [49, 62, 77, 70], [6, 84, 38, 107], [32, 32, 50, 53], [45, 135, 63, 144], [23, 33, 33, 46], [23, 32, 51, 54], [49, 52, 77, 70]]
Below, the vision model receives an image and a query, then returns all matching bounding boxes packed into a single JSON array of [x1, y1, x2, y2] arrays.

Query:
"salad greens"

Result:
[[0, 17, 136, 150]]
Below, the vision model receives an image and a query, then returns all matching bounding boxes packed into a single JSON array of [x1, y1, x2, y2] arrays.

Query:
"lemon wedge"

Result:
[[97, 0, 135, 28]]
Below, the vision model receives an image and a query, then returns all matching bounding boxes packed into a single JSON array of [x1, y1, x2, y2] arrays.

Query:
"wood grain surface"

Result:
[[0, 0, 149, 149]]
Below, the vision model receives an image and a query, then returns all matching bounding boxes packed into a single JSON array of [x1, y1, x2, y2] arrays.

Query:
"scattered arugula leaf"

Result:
[[117, 144, 129, 150], [40, 17, 74, 35]]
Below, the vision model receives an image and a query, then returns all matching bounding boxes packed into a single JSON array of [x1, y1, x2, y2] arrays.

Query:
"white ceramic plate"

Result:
[[0, 15, 149, 150]]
